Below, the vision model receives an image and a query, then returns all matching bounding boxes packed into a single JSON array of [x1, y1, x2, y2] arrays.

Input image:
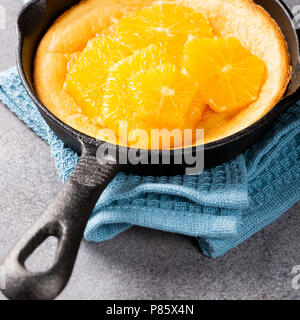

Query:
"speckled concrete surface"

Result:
[[0, 0, 299, 300]]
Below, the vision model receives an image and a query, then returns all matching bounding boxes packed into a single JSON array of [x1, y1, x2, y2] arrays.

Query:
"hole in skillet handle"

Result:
[[0, 141, 120, 300], [24, 236, 59, 273]]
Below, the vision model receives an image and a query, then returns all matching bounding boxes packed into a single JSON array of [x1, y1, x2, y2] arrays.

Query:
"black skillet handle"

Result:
[[0, 142, 119, 300]]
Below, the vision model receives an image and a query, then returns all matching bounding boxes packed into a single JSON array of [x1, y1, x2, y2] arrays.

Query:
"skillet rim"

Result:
[[16, 0, 300, 155]]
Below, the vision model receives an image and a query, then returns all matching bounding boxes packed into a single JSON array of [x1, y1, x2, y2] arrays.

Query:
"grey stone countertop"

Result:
[[0, 0, 299, 300]]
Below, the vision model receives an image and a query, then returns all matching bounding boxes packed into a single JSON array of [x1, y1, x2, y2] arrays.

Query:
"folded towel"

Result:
[[0, 67, 299, 258]]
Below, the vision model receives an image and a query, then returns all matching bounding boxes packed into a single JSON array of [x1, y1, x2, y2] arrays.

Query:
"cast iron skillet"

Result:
[[0, 0, 299, 300]]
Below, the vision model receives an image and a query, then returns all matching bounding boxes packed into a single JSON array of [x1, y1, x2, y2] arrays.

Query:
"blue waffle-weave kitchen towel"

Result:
[[0, 67, 299, 258]]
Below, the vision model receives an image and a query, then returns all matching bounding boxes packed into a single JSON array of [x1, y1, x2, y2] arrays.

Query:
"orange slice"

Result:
[[114, 3, 213, 65], [183, 36, 266, 112], [64, 36, 132, 118]]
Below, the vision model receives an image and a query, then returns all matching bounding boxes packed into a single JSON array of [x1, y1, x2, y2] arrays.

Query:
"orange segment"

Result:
[[128, 64, 198, 130], [64, 36, 132, 118], [65, 52, 81, 73], [114, 3, 213, 65], [189, 93, 207, 123], [183, 37, 266, 112], [101, 44, 169, 130], [103, 62, 198, 148]]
